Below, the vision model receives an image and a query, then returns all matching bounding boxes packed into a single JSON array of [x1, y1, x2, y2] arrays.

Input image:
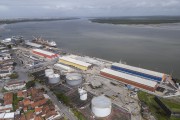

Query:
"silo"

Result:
[[78, 88, 87, 101], [45, 69, 54, 77], [48, 74, 60, 84], [91, 95, 112, 117], [66, 73, 82, 86]]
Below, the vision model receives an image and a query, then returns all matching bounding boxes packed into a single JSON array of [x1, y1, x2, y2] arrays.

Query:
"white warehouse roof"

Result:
[[101, 68, 157, 88], [0, 113, 5, 119], [112, 63, 164, 78], [54, 63, 74, 71], [33, 49, 56, 56], [25, 41, 42, 48], [3, 112, 14, 119], [60, 56, 92, 67]]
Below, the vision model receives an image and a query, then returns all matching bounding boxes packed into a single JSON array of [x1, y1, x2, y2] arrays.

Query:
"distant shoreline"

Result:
[[0, 18, 79, 25], [90, 16, 180, 25]]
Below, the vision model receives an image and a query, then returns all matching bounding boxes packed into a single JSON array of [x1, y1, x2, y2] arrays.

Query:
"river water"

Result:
[[0, 19, 180, 78]]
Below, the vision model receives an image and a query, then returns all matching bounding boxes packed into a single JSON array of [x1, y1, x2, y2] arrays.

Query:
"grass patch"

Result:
[[72, 108, 87, 120], [160, 98, 180, 113], [54, 92, 70, 106], [53, 91, 86, 120], [138, 91, 168, 120]]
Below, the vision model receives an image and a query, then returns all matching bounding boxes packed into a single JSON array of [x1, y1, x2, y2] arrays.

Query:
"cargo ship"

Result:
[[32, 36, 57, 47]]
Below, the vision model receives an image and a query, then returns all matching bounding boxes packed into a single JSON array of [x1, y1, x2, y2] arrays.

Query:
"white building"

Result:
[[3, 112, 14, 120], [4, 81, 26, 91], [0, 104, 13, 113], [0, 67, 13, 77]]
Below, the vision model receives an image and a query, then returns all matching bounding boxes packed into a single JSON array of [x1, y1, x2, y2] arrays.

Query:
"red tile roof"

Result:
[[35, 107, 42, 113], [17, 91, 23, 97], [23, 99, 31, 106], [34, 116, 43, 120], [31, 99, 48, 108], [20, 114, 26, 120], [25, 111, 34, 120], [4, 92, 13, 105]]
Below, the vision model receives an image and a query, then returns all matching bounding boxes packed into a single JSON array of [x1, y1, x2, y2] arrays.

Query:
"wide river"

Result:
[[0, 19, 180, 78]]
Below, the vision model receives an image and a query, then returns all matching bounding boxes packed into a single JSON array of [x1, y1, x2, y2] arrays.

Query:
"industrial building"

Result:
[[111, 63, 166, 82], [54, 63, 74, 72], [32, 49, 58, 59], [59, 56, 92, 70], [100, 68, 158, 92], [25, 41, 43, 48]]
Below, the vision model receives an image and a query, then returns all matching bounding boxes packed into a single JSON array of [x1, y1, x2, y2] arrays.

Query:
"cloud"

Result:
[[0, 0, 180, 18], [0, 5, 9, 11]]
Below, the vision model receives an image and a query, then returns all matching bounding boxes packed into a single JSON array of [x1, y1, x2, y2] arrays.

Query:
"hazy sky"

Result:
[[0, 0, 180, 18]]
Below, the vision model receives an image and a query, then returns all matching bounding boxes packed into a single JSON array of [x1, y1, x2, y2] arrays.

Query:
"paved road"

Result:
[[36, 83, 77, 120]]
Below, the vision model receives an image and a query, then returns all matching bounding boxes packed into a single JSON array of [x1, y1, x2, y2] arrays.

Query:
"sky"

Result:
[[0, 0, 180, 18]]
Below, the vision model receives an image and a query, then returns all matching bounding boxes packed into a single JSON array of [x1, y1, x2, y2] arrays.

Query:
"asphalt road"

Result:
[[36, 82, 77, 120]]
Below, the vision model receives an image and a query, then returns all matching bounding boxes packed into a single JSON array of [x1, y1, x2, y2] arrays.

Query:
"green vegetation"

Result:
[[54, 92, 70, 106], [9, 73, 19, 79], [24, 110, 35, 115], [138, 91, 180, 120], [7, 45, 12, 49], [0, 18, 79, 25], [26, 80, 35, 89], [12, 93, 18, 111], [54, 91, 86, 120], [160, 98, 180, 113], [1, 87, 8, 93], [72, 108, 87, 120], [138, 91, 168, 120], [90, 16, 180, 25]]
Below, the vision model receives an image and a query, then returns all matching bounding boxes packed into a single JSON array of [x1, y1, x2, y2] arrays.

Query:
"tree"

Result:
[[7, 45, 12, 49], [26, 80, 35, 89], [9, 73, 19, 79]]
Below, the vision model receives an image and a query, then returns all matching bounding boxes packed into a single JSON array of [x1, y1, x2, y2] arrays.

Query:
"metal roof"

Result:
[[54, 63, 73, 71], [60, 56, 92, 67], [112, 63, 164, 78], [33, 49, 56, 56], [3, 112, 14, 119], [101, 68, 157, 87], [25, 41, 42, 48], [0, 113, 5, 119]]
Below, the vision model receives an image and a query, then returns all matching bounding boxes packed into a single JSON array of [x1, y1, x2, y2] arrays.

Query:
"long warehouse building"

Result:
[[100, 68, 158, 92], [111, 63, 166, 82], [32, 49, 58, 59], [59, 56, 92, 70]]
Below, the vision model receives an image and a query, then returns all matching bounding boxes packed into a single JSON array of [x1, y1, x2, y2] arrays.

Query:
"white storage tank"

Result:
[[45, 69, 54, 77], [78, 88, 87, 101], [48, 74, 60, 84], [66, 73, 82, 86], [91, 95, 112, 117]]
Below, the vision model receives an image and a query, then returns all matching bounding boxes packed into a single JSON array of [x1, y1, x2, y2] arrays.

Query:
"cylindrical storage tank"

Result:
[[48, 74, 60, 84], [91, 95, 112, 117], [66, 73, 82, 86], [45, 69, 54, 77], [80, 91, 87, 101], [78, 88, 87, 101]]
